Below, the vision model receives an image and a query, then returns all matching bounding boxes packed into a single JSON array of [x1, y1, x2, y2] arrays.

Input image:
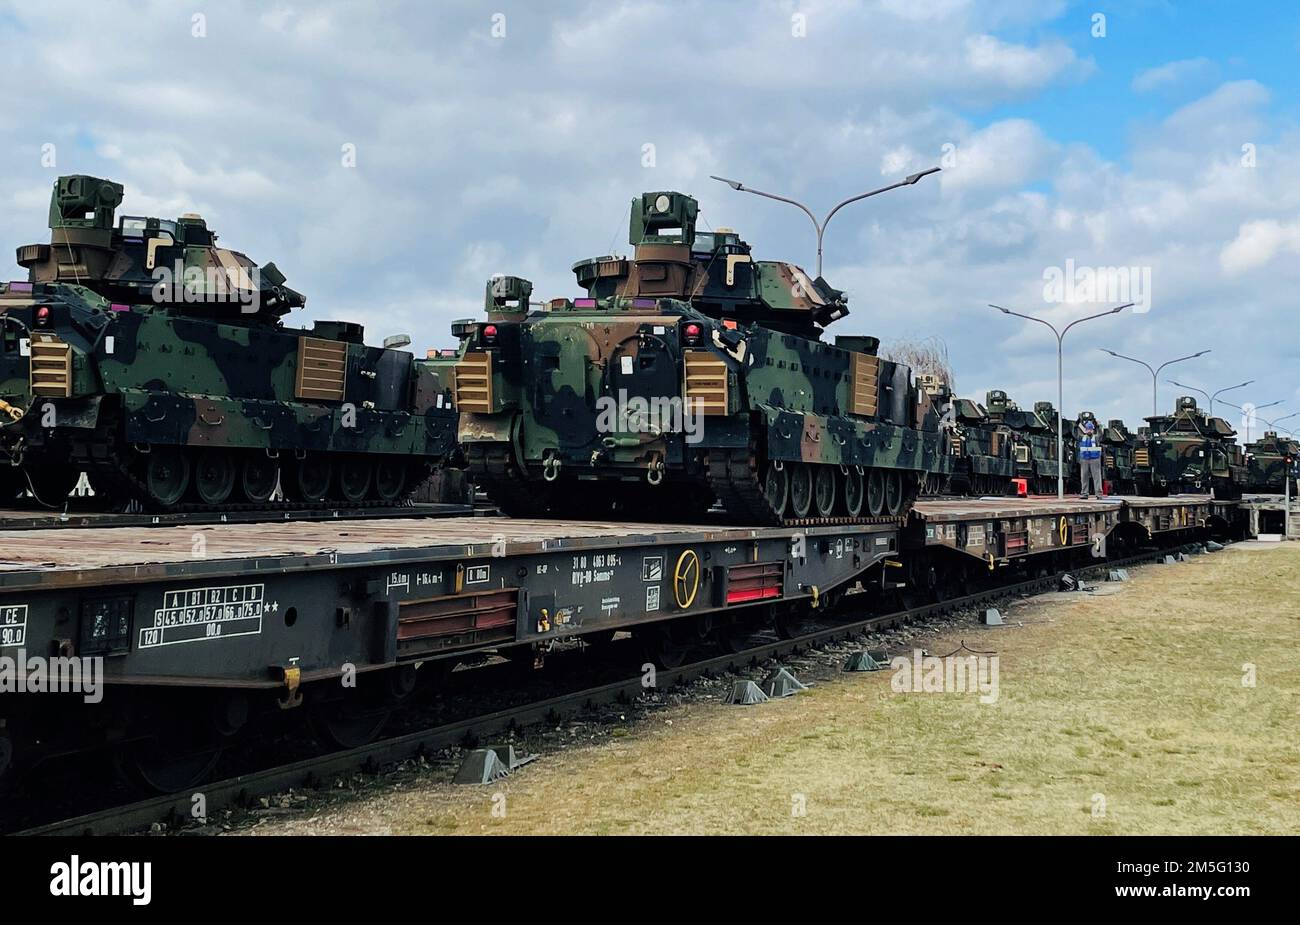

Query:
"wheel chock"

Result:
[[454, 748, 510, 784], [725, 680, 770, 705], [761, 667, 807, 698], [982, 608, 1003, 626], [454, 745, 537, 784], [843, 650, 886, 671]]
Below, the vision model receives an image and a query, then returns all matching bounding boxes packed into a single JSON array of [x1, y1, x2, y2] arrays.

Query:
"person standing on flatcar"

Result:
[[1078, 419, 1103, 499]]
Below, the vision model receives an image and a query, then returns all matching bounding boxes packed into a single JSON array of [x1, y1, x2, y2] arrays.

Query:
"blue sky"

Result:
[[2, 0, 1298, 433]]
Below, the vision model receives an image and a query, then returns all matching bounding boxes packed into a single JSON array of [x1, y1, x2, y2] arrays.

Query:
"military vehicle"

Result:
[[0, 175, 456, 510], [983, 391, 1064, 494], [1243, 430, 1299, 494], [917, 377, 1013, 495], [454, 191, 946, 525], [1134, 396, 1246, 498]]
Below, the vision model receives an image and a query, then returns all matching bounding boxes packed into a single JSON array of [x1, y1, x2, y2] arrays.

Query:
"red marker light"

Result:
[[482, 324, 498, 339], [683, 323, 701, 339], [35, 306, 50, 324]]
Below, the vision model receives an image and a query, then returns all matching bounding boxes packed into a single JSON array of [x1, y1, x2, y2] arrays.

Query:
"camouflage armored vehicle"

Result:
[[0, 175, 456, 509], [985, 391, 1064, 494], [453, 191, 946, 524], [1243, 430, 1299, 494], [1076, 411, 1137, 495], [918, 377, 1013, 495], [1134, 396, 1246, 498]]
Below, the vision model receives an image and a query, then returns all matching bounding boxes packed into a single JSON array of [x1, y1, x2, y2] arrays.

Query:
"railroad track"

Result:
[[11, 545, 1187, 836]]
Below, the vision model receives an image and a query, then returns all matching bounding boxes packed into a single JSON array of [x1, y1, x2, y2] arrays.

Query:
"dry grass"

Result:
[[251, 544, 1300, 835]]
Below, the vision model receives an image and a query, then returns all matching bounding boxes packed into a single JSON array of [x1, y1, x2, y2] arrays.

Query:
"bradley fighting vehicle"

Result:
[[985, 391, 1065, 494], [1243, 430, 1299, 494], [1134, 396, 1246, 498], [0, 175, 457, 509], [452, 191, 946, 524], [918, 377, 1014, 495]]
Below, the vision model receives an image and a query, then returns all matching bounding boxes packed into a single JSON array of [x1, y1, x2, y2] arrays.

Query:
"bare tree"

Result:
[[883, 336, 955, 393]]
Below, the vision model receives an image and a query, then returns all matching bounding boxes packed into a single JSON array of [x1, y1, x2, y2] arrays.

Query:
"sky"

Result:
[[2, 0, 1298, 435]]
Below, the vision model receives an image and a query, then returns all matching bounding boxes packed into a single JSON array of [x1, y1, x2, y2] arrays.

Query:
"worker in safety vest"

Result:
[[1078, 419, 1103, 499]]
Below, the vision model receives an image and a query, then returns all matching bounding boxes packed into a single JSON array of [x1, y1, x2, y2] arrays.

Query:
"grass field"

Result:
[[250, 543, 1300, 835]]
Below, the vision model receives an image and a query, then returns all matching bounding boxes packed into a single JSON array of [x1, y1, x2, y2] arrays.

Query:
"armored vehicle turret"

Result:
[[0, 176, 456, 509], [572, 191, 849, 338], [16, 175, 304, 322]]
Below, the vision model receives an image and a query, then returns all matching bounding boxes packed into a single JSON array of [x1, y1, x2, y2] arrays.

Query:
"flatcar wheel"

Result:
[[144, 449, 190, 509], [789, 463, 814, 518], [116, 731, 222, 794], [309, 698, 393, 750], [763, 463, 789, 516], [867, 468, 886, 516], [716, 622, 753, 654], [885, 469, 904, 516], [193, 450, 236, 505], [813, 466, 837, 517], [289, 457, 332, 502], [339, 457, 372, 504], [373, 459, 407, 502], [640, 624, 691, 669], [843, 468, 865, 516], [240, 455, 279, 503]]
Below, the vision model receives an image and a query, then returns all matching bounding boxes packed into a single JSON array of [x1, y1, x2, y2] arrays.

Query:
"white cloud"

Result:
[[0, 1, 1292, 427], [1132, 57, 1217, 94], [1220, 219, 1300, 274]]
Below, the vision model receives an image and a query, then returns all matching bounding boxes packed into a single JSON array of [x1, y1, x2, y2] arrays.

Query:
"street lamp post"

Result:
[[1217, 400, 1287, 443], [990, 302, 1133, 498], [1167, 379, 1254, 419], [709, 167, 941, 278], [1272, 413, 1300, 539], [1098, 349, 1210, 417], [1239, 400, 1282, 443]]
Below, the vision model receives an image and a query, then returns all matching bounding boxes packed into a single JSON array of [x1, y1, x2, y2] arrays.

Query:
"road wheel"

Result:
[[144, 450, 189, 509], [885, 469, 904, 515], [339, 457, 372, 504], [373, 459, 407, 502], [763, 463, 789, 516], [240, 455, 279, 503], [287, 457, 332, 502], [813, 466, 837, 517], [867, 468, 886, 516], [789, 463, 813, 518], [843, 467, 864, 517], [193, 450, 235, 506]]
